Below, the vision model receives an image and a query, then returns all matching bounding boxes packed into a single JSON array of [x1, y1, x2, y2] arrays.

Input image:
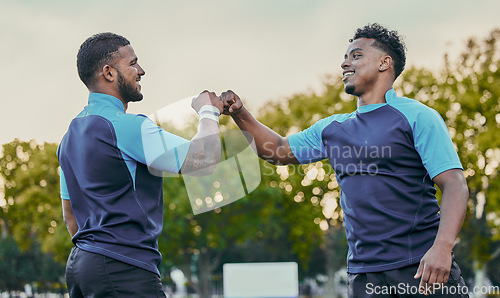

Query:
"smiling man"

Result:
[[221, 23, 469, 297], [58, 33, 223, 297]]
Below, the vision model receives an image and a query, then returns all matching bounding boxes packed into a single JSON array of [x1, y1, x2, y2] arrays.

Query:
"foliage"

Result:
[[0, 236, 65, 292], [0, 139, 73, 264], [0, 139, 70, 292]]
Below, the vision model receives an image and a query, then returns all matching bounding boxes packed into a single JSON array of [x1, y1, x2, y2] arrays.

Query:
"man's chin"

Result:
[[130, 95, 143, 102], [344, 85, 355, 95], [126, 93, 144, 102]]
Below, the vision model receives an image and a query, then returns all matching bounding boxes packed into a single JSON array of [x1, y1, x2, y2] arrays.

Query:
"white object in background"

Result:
[[223, 262, 298, 297]]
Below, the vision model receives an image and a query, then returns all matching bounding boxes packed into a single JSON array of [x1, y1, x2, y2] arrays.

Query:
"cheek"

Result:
[[357, 63, 378, 77]]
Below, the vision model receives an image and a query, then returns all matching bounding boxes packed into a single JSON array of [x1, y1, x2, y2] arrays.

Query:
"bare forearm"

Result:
[[62, 200, 78, 238], [231, 107, 297, 165], [180, 119, 221, 176], [66, 218, 78, 238]]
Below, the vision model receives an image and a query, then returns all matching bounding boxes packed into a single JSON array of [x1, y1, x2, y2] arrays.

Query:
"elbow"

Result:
[[198, 155, 221, 176], [195, 155, 220, 176], [198, 140, 221, 175], [180, 153, 221, 177], [461, 180, 469, 203], [264, 158, 281, 166], [455, 171, 469, 202], [441, 171, 469, 205]]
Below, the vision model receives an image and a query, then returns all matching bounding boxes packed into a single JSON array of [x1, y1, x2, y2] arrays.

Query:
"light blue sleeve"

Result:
[[393, 100, 462, 179], [413, 108, 462, 179], [115, 114, 191, 174], [288, 115, 338, 164], [60, 168, 70, 200]]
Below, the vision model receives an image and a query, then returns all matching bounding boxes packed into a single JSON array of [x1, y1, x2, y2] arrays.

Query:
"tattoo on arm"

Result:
[[181, 151, 214, 175]]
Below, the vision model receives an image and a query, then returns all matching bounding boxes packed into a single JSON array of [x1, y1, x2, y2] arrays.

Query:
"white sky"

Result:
[[1, 0, 499, 145]]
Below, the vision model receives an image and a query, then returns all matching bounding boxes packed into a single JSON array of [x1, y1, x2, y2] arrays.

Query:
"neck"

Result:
[[356, 82, 393, 107], [90, 87, 127, 111]]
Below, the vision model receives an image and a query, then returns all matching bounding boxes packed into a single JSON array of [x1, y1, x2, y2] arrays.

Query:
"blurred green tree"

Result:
[[0, 139, 68, 291], [0, 139, 72, 264]]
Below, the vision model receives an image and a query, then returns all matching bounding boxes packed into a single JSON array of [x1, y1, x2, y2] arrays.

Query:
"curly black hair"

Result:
[[351, 23, 406, 80], [77, 32, 130, 88]]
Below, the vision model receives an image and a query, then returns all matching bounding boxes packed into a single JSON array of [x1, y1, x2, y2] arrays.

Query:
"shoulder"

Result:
[[312, 111, 356, 131], [109, 113, 154, 144], [289, 111, 355, 145], [386, 91, 442, 125], [114, 113, 150, 128]]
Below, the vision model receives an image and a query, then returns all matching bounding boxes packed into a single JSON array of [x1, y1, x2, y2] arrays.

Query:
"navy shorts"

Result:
[[347, 259, 469, 297], [66, 247, 166, 298]]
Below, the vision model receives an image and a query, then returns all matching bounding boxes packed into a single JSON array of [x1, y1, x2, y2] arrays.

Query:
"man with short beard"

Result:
[[58, 32, 223, 297], [221, 24, 469, 297]]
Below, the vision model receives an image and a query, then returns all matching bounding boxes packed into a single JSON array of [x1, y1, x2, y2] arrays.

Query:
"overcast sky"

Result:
[[1, 0, 499, 145]]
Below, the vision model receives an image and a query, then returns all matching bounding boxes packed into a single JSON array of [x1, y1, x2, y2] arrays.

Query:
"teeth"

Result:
[[343, 71, 354, 79]]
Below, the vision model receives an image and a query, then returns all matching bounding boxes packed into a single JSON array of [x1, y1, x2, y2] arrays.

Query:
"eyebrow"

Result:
[[344, 48, 363, 59]]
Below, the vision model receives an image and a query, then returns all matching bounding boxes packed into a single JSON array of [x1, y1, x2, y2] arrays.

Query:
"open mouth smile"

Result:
[[343, 70, 354, 81]]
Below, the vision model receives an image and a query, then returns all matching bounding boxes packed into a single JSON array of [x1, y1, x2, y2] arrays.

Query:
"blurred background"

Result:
[[0, 0, 499, 297]]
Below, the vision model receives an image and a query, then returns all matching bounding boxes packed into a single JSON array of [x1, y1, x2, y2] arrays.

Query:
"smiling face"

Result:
[[113, 45, 145, 103], [341, 38, 388, 97]]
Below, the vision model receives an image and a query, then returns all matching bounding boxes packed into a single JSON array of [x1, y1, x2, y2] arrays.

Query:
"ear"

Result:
[[101, 64, 116, 82], [379, 56, 392, 72]]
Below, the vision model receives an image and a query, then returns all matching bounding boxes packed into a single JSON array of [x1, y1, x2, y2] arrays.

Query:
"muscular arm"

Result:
[[222, 90, 299, 165], [179, 118, 221, 176], [415, 168, 468, 291], [62, 199, 78, 238], [432, 169, 469, 255]]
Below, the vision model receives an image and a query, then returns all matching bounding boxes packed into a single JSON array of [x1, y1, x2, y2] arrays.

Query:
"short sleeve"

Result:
[[413, 108, 463, 179], [60, 168, 70, 200], [288, 116, 336, 164], [113, 114, 191, 174], [140, 117, 191, 173]]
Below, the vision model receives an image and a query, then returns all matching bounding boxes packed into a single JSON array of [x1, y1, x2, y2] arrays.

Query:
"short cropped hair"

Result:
[[77, 32, 130, 88], [351, 23, 406, 80]]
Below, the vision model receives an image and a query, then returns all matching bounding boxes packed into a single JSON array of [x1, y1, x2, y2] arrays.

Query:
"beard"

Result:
[[344, 84, 355, 95], [117, 71, 143, 103]]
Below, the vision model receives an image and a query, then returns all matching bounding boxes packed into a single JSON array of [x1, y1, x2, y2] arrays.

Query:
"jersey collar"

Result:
[[356, 88, 397, 114], [88, 93, 125, 112]]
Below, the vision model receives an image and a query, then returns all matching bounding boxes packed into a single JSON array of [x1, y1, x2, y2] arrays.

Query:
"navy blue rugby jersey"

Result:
[[288, 89, 462, 274], [58, 93, 190, 275]]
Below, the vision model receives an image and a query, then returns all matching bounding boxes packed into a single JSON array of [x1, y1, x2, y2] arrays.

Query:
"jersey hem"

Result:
[[76, 242, 160, 276], [347, 254, 424, 274], [429, 164, 463, 180]]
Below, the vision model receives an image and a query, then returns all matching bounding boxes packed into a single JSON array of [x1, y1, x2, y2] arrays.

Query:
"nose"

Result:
[[138, 64, 145, 76], [341, 58, 350, 69]]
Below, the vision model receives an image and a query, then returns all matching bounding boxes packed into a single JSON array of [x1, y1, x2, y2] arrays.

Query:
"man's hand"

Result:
[[414, 244, 452, 294], [220, 90, 243, 115], [192, 90, 223, 114]]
